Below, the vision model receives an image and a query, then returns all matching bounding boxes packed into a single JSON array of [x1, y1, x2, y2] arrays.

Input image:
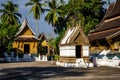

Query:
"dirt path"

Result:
[[0, 61, 120, 80]]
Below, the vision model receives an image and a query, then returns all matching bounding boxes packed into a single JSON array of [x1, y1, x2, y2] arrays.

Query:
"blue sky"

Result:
[[0, 0, 53, 38], [0, 0, 116, 37]]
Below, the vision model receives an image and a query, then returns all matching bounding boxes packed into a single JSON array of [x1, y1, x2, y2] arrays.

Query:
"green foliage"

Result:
[[54, 17, 67, 34], [82, 0, 106, 34], [45, 0, 63, 27], [0, 1, 22, 25], [39, 46, 48, 55], [60, 0, 106, 34], [54, 54, 59, 61], [0, 1, 21, 52], [25, 0, 45, 35], [47, 0, 106, 35], [54, 30, 65, 54], [48, 38, 55, 52], [62, 0, 85, 27], [0, 23, 20, 51], [25, 0, 45, 20]]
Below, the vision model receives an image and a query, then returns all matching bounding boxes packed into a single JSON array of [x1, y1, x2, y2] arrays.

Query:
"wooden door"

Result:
[[76, 45, 81, 58]]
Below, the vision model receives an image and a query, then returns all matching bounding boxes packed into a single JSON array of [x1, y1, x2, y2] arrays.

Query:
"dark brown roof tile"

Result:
[[88, 0, 120, 41], [88, 27, 120, 41], [105, 0, 120, 19]]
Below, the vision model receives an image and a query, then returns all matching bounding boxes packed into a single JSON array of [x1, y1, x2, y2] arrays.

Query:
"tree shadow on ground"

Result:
[[0, 66, 90, 80]]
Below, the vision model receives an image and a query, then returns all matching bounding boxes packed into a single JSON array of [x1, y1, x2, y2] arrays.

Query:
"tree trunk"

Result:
[[36, 20, 39, 36]]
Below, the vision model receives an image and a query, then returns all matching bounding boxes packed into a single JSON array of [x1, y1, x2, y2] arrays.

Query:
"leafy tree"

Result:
[[45, 0, 106, 35], [25, 0, 45, 35], [62, 0, 85, 27], [54, 30, 65, 54], [54, 17, 67, 34], [82, 0, 106, 34], [0, 23, 20, 52], [0, 1, 22, 25], [0, 1, 21, 53], [61, 0, 106, 34]]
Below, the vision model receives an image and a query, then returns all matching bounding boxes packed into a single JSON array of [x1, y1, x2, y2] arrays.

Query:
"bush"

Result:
[[54, 54, 59, 61]]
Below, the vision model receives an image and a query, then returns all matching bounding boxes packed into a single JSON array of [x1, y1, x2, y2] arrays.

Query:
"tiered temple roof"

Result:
[[14, 18, 40, 41], [88, 0, 120, 42]]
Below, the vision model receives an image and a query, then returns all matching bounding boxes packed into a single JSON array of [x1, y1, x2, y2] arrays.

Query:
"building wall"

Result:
[[12, 23, 38, 54], [13, 40, 50, 55], [82, 45, 89, 57], [13, 41, 38, 54], [13, 23, 50, 55], [60, 46, 76, 57], [59, 45, 90, 63]]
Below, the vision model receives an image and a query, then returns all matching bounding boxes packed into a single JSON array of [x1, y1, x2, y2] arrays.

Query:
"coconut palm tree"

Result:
[[45, 0, 63, 27], [45, 0, 63, 55], [25, 0, 45, 36], [0, 1, 22, 25]]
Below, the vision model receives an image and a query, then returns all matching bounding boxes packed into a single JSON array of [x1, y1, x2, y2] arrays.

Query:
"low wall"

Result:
[[96, 59, 120, 67]]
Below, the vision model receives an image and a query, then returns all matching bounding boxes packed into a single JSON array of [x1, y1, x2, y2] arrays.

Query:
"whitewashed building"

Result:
[[59, 27, 90, 64]]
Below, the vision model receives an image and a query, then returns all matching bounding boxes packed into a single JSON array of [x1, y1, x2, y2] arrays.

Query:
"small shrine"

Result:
[[59, 27, 90, 64]]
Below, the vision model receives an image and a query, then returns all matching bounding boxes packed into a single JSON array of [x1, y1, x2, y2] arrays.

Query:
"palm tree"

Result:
[[25, 0, 45, 36], [45, 0, 63, 55], [0, 1, 22, 25], [45, 0, 63, 27]]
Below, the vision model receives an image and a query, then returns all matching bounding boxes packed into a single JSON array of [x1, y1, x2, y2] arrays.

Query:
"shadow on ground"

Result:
[[0, 66, 89, 80], [1, 62, 120, 80]]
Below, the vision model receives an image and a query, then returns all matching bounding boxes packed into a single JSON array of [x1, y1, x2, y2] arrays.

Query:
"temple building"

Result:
[[12, 19, 50, 57], [38, 33, 50, 57], [88, 0, 120, 52], [59, 27, 90, 63]]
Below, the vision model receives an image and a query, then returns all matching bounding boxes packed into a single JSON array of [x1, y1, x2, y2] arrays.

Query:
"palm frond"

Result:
[[25, 2, 33, 6], [14, 13, 22, 18], [0, 1, 21, 25], [0, 9, 6, 12]]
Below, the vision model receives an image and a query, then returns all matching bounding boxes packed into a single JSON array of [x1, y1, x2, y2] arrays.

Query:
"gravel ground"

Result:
[[0, 61, 120, 80]]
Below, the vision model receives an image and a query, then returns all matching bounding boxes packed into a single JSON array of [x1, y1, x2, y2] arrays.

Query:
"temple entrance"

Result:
[[24, 44, 30, 54], [76, 45, 81, 58]]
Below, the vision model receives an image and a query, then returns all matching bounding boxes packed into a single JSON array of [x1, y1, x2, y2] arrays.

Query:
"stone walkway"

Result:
[[0, 61, 120, 80]]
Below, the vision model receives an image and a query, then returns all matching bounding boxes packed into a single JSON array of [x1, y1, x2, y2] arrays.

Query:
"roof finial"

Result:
[[24, 17, 28, 23]]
